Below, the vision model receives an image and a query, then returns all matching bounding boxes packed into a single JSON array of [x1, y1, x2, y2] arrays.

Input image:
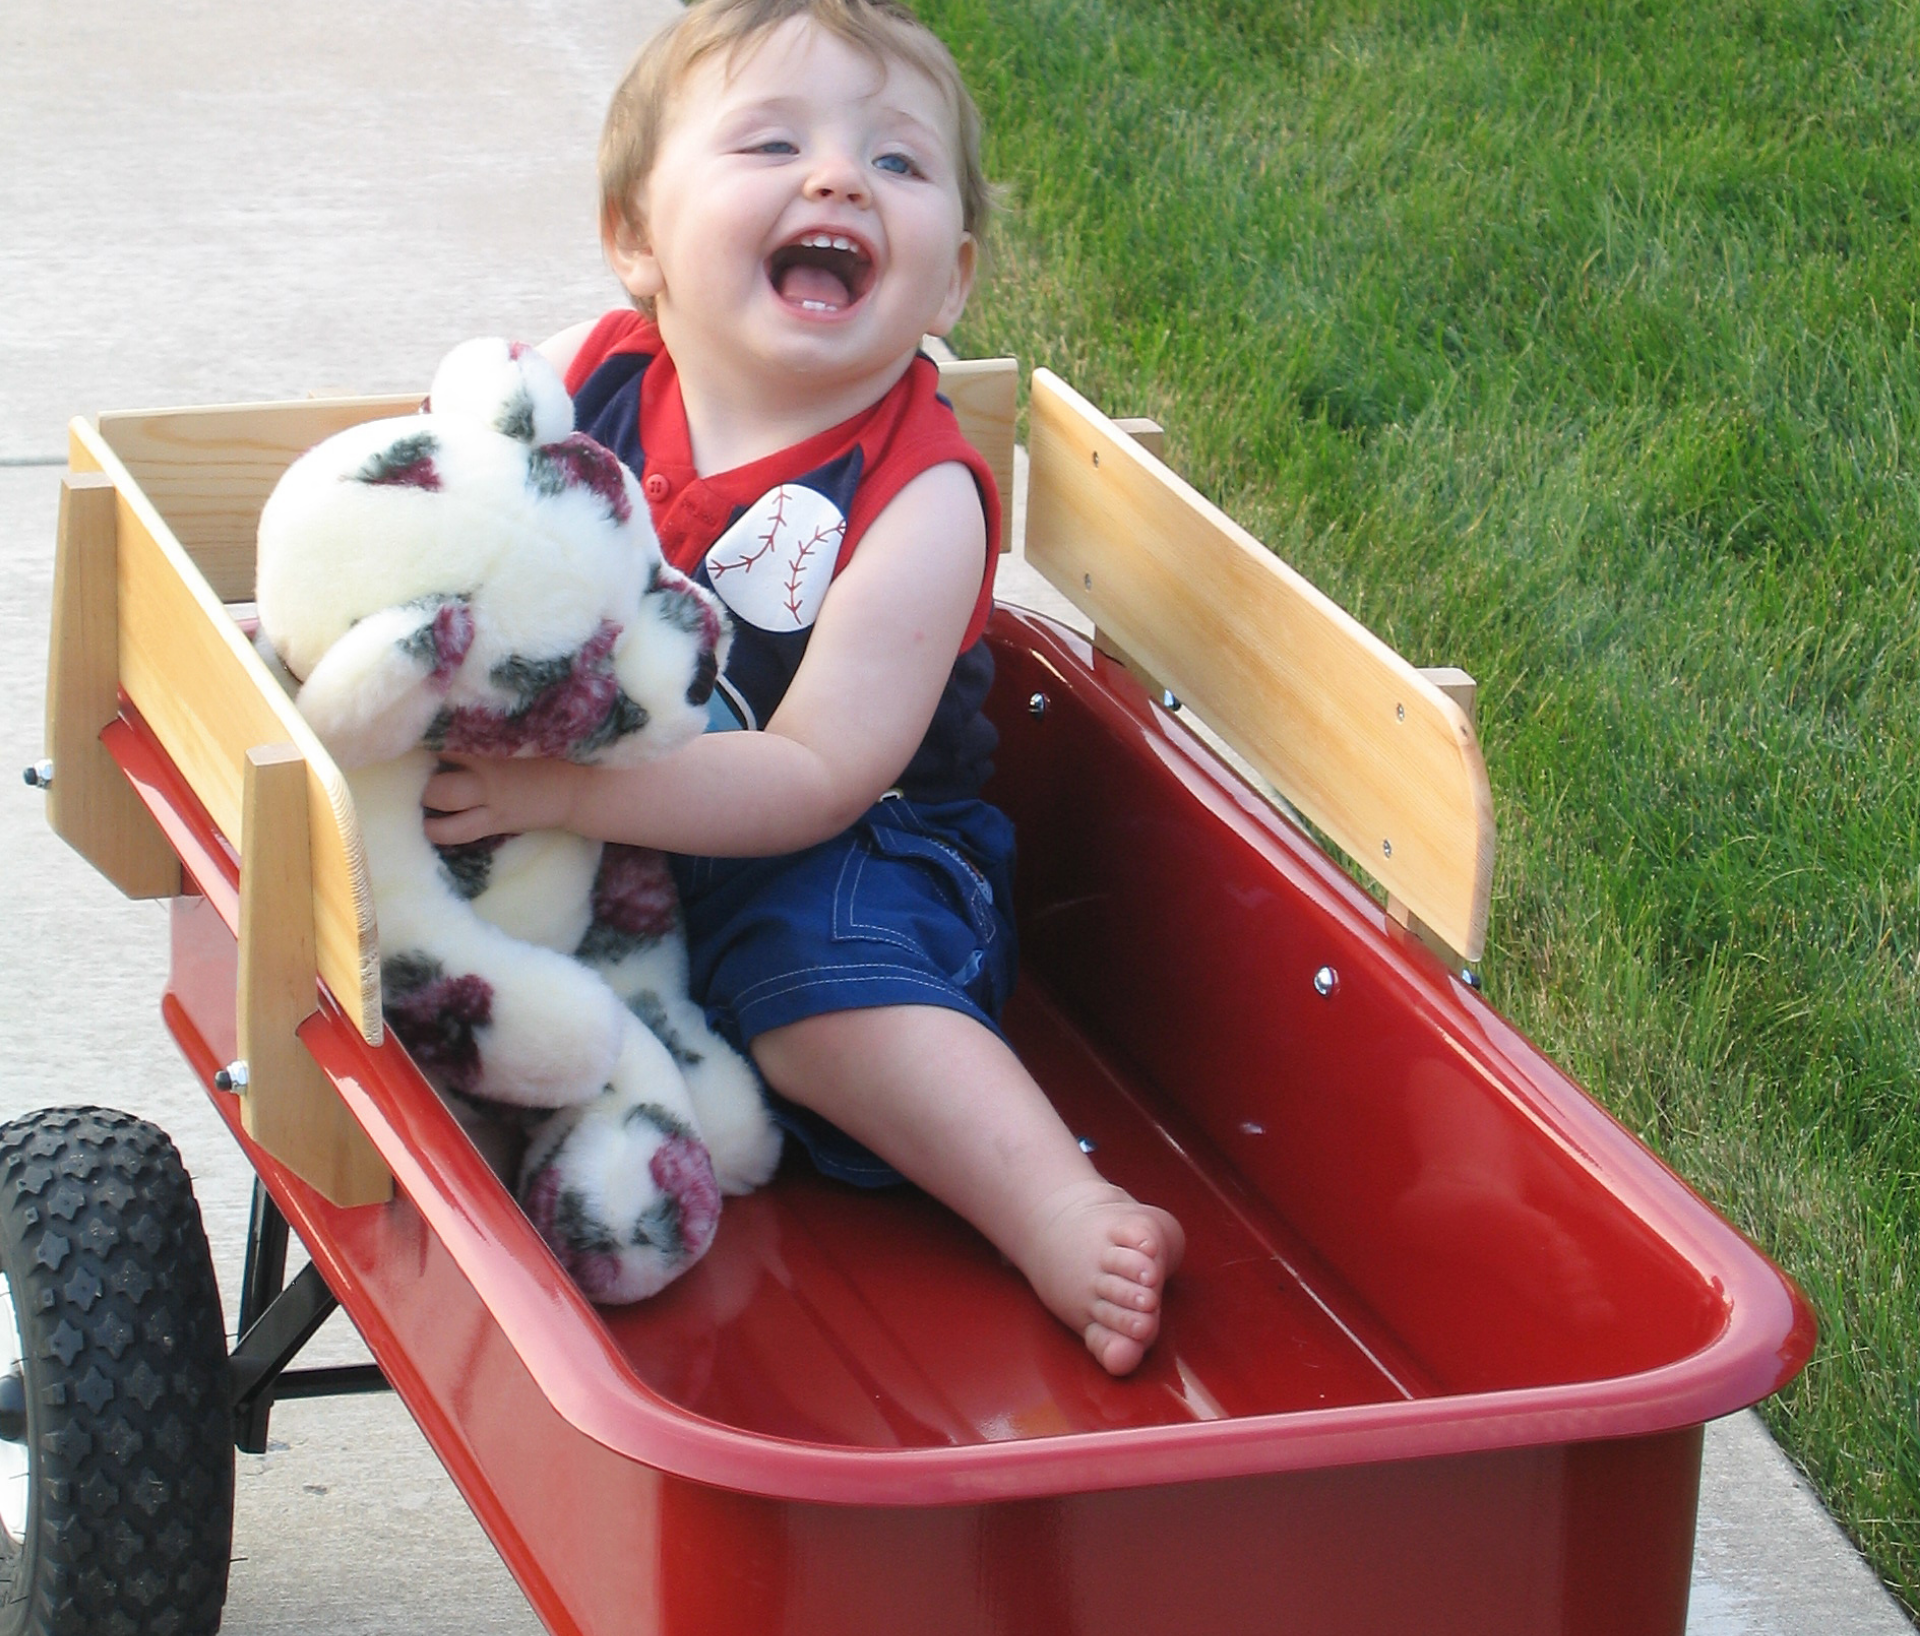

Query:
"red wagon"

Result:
[[8, 360, 1812, 1635]]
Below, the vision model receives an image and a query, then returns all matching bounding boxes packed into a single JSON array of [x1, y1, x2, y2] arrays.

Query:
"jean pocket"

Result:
[[830, 816, 1006, 994]]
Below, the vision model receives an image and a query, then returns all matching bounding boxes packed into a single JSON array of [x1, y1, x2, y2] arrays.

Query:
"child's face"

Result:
[[610, 18, 975, 406]]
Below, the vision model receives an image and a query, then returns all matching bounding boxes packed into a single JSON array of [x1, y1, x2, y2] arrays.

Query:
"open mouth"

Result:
[[766, 232, 874, 313]]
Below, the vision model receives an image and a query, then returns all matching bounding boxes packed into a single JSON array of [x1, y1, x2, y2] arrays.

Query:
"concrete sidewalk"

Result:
[[1, 5, 1912, 1631]]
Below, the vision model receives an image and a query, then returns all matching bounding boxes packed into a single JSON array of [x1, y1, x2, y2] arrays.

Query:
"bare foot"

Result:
[[1015, 1180, 1185, 1375]]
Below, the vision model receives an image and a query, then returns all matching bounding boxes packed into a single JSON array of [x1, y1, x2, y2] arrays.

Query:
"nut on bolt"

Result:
[[213, 1060, 250, 1092], [21, 760, 53, 789]]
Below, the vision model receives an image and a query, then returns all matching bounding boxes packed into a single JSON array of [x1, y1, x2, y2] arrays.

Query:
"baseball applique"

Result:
[[703, 483, 847, 632]]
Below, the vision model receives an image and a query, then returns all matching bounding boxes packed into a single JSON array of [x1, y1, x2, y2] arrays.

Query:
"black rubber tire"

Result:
[[0, 1108, 233, 1636]]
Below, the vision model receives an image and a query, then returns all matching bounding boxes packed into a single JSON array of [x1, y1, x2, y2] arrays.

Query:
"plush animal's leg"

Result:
[[357, 756, 629, 1108], [646, 989, 782, 1194], [519, 1019, 720, 1303], [580, 846, 781, 1194]]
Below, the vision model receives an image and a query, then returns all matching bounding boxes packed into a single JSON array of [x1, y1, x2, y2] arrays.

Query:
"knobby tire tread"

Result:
[[0, 1108, 233, 1636]]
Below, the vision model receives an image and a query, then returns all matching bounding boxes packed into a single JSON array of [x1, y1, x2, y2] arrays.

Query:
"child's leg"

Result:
[[751, 1004, 1184, 1376]]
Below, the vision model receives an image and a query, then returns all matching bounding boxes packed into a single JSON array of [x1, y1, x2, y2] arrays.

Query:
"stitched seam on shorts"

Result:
[[732, 963, 976, 1014]]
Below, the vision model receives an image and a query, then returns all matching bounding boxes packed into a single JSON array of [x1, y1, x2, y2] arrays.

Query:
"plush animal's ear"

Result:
[[427, 338, 573, 446], [293, 599, 474, 769]]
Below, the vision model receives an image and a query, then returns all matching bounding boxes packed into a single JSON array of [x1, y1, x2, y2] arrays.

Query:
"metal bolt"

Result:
[[1461, 968, 1483, 991], [213, 1060, 250, 1092], [1382, 838, 1393, 859], [1313, 965, 1339, 998], [1161, 691, 1181, 712], [1077, 1135, 1098, 1154], [1083, 572, 1093, 591], [1028, 691, 1049, 719], [1091, 450, 1101, 468], [1239, 1120, 1266, 1137], [21, 760, 52, 789], [1396, 703, 1406, 721]]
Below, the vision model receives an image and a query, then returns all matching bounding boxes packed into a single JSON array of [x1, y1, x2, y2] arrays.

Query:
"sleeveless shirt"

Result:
[[566, 311, 1001, 801]]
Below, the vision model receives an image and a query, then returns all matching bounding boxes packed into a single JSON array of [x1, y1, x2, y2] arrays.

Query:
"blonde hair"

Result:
[[599, 0, 992, 255]]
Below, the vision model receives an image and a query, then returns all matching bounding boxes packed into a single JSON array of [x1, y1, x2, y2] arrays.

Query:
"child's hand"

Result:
[[422, 754, 580, 844]]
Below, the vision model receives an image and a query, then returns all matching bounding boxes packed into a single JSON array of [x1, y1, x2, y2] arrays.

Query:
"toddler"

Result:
[[423, 0, 1182, 1374]]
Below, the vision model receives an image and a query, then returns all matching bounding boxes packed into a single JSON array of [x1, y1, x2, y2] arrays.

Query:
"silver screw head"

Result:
[[213, 1060, 250, 1092], [21, 760, 52, 789], [1077, 1135, 1098, 1154], [1461, 968, 1483, 990], [1161, 690, 1181, 712], [1313, 965, 1339, 998], [1382, 838, 1393, 858], [1028, 691, 1049, 719]]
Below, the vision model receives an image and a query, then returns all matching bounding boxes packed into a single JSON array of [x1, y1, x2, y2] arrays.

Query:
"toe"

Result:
[[1095, 1269, 1157, 1313], [1085, 1320, 1148, 1377], [1091, 1296, 1157, 1340], [1099, 1242, 1162, 1289]]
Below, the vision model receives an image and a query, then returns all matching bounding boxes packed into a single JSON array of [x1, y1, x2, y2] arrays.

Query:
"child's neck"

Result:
[[665, 332, 917, 477]]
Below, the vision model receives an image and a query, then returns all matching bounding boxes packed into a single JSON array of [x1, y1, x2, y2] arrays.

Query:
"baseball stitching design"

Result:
[[703, 483, 847, 632]]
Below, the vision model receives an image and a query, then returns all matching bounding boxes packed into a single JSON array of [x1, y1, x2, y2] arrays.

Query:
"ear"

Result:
[[604, 205, 665, 306], [927, 233, 977, 338], [293, 600, 472, 769]]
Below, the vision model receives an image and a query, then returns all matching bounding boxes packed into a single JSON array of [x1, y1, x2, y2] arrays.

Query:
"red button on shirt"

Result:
[[643, 472, 672, 502]]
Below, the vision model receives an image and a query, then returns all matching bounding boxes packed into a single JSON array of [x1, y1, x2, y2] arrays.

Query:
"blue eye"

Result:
[[753, 139, 798, 155], [875, 151, 922, 177]]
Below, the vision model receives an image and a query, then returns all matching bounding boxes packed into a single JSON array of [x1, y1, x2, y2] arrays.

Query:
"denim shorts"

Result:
[[668, 793, 1018, 1187]]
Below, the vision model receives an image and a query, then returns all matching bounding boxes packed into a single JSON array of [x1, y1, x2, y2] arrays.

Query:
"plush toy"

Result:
[[254, 337, 782, 1302]]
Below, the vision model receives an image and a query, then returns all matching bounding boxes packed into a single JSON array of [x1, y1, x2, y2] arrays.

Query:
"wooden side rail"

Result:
[[93, 394, 421, 600], [59, 413, 392, 1206], [1025, 369, 1495, 963]]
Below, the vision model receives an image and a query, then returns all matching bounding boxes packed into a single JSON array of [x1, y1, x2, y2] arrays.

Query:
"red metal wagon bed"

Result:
[[9, 359, 1812, 1636]]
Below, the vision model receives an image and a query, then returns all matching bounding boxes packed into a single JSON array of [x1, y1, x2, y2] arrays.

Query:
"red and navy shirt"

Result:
[[566, 311, 1002, 802]]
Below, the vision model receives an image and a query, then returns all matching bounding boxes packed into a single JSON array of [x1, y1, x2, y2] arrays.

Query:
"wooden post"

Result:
[[237, 744, 390, 1207], [933, 356, 1018, 553], [42, 474, 181, 899], [1387, 667, 1481, 970], [1094, 418, 1172, 700]]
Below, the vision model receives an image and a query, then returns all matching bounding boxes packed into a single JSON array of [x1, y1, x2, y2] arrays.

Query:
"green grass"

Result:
[[926, 0, 1920, 1607]]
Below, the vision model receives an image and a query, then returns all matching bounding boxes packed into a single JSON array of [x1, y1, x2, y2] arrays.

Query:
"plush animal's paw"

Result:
[[427, 336, 574, 447], [520, 1091, 721, 1304], [682, 1042, 783, 1195]]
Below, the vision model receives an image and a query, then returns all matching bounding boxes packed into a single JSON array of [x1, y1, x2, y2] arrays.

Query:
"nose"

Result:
[[803, 149, 869, 207]]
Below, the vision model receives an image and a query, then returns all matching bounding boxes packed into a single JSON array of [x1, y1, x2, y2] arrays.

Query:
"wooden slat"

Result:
[[68, 417, 384, 1041], [238, 744, 391, 1207], [1025, 370, 1494, 961], [42, 474, 181, 899], [94, 394, 421, 600], [935, 357, 1018, 551]]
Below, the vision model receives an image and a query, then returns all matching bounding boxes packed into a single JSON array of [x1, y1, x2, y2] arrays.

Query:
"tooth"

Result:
[[832, 236, 854, 251]]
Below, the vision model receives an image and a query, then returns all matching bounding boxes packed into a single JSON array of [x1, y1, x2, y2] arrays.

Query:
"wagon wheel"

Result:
[[0, 1108, 233, 1636]]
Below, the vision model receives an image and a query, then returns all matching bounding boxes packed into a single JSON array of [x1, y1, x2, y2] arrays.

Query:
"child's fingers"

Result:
[[421, 804, 495, 845], [422, 764, 484, 814]]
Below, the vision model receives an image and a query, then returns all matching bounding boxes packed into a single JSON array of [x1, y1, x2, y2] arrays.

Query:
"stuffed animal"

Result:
[[254, 337, 782, 1302]]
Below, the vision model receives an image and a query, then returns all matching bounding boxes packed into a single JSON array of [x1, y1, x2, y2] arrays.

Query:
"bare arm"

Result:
[[422, 460, 987, 855], [536, 319, 597, 383]]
